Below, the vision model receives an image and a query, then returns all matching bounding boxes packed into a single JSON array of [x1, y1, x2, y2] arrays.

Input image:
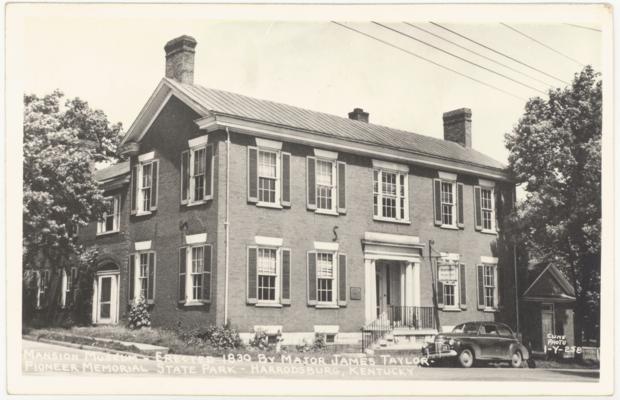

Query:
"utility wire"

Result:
[[564, 23, 602, 33], [500, 23, 585, 67], [372, 22, 547, 95], [403, 22, 556, 88], [430, 22, 569, 85], [331, 21, 527, 101]]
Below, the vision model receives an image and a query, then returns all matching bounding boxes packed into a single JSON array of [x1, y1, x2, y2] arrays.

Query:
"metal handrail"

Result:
[[361, 306, 436, 351]]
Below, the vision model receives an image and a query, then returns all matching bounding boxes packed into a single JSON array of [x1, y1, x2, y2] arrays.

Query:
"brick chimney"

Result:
[[164, 35, 197, 84], [348, 108, 369, 123], [443, 108, 472, 148]]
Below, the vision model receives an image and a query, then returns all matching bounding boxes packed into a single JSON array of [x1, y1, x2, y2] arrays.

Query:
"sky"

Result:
[[19, 5, 603, 167]]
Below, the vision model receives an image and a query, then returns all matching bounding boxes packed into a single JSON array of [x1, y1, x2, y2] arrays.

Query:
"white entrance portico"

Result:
[[362, 232, 424, 325]]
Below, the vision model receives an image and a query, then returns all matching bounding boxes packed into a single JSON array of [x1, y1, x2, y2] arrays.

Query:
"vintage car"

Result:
[[422, 321, 529, 368]]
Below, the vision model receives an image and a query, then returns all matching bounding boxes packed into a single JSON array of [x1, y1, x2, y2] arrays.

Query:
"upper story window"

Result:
[[307, 149, 346, 215], [178, 234, 212, 305], [247, 139, 290, 208], [437, 255, 466, 311], [97, 195, 120, 235], [181, 136, 214, 206], [316, 159, 336, 212], [433, 172, 464, 229], [130, 152, 159, 215], [372, 160, 409, 223], [246, 236, 291, 307], [258, 150, 278, 204], [474, 180, 497, 234], [441, 182, 455, 226]]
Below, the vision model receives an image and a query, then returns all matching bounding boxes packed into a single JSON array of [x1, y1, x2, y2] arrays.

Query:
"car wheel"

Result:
[[510, 351, 523, 368], [458, 349, 475, 368]]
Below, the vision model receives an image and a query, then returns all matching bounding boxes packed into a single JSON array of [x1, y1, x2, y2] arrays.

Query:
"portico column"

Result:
[[405, 262, 414, 307], [364, 258, 377, 324], [413, 262, 421, 307], [400, 263, 406, 307]]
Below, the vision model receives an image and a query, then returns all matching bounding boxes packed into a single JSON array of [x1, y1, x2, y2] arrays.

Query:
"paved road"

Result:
[[22, 339, 599, 382]]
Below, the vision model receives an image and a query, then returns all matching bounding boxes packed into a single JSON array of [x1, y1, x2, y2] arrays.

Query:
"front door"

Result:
[[94, 273, 119, 324], [541, 303, 555, 349], [375, 265, 388, 318]]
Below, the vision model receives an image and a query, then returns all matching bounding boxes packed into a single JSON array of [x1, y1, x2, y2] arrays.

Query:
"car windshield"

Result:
[[452, 323, 479, 334]]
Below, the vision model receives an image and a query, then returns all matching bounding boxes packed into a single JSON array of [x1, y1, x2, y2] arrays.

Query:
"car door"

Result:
[[496, 323, 516, 359], [477, 323, 501, 358]]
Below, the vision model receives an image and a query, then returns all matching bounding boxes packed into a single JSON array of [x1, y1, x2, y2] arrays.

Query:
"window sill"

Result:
[[440, 224, 459, 230], [134, 211, 152, 217], [441, 307, 462, 312], [483, 307, 498, 313], [315, 304, 339, 309], [373, 216, 410, 225], [184, 301, 205, 307], [315, 209, 339, 216], [96, 230, 120, 237], [480, 229, 498, 235], [185, 200, 208, 207], [257, 202, 283, 209], [255, 303, 283, 308]]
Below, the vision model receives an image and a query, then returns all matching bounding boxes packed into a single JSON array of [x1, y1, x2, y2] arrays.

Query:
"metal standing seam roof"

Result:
[[166, 78, 506, 171], [93, 160, 130, 182]]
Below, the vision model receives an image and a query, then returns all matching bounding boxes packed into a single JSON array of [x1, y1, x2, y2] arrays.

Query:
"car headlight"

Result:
[[448, 338, 455, 346]]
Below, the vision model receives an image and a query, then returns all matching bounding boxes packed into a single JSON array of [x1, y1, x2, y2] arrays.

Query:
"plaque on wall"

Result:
[[350, 287, 362, 300]]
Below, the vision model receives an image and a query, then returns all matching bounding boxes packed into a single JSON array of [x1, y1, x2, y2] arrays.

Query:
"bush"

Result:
[[128, 297, 151, 329], [249, 329, 270, 350], [295, 333, 327, 353], [180, 324, 242, 352]]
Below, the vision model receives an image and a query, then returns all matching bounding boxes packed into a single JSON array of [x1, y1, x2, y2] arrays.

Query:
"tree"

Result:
[[23, 90, 123, 320], [505, 66, 601, 345]]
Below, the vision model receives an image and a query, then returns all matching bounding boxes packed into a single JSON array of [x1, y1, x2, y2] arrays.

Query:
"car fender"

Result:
[[509, 343, 529, 360], [457, 340, 482, 359]]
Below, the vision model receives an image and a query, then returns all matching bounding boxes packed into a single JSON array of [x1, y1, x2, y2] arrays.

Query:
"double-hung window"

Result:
[[441, 182, 455, 226], [36, 270, 50, 309], [477, 262, 498, 311], [474, 181, 497, 233], [307, 245, 347, 308], [372, 161, 409, 223], [316, 160, 336, 212], [438, 262, 459, 308], [433, 173, 464, 229], [246, 239, 291, 306], [437, 255, 467, 310], [257, 248, 278, 302], [178, 241, 212, 305], [128, 251, 156, 304], [131, 152, 159, 215], [181, 137, 214, 205], [316, 252, 335, 304], [247, 139, 290, 208], [307, 149, 346, 215], [97, 195, 120, 235], [258, 150, 278, 204]]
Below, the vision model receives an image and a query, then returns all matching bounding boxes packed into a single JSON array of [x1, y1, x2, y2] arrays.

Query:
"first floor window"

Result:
[[373, 169, 408, 221], [317, 252, 335, 303], [97, 195, 120, 234], [438, 263, 459, 307], [481, 188, 494, 231], [316, 159, 335, 211], [483, 264, 497, 308], [179, 243, 212, 304], [191, 246, 204, 301], [257, 248, 278, 302], [258, 150, 278, 204], [130, 252, 155, 303], [441, 181, 455, 226], [36, 270, 50, 309]]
